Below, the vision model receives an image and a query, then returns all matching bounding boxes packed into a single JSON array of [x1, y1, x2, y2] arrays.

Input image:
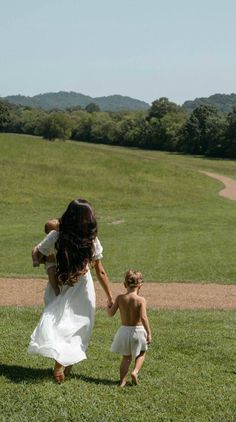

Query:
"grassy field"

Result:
[[1, 133, 236, 282], [0, 307, 235, 422]]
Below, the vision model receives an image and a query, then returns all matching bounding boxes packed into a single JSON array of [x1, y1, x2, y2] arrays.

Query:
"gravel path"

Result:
[[1, 172, 236, 310], [1, 278, 236, 310], [200, 171, 236, 201]]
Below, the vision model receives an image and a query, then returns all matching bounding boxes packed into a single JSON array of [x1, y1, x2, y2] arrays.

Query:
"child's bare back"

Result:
[[116, 292, 146, 326], [108, 270, 152, 387]]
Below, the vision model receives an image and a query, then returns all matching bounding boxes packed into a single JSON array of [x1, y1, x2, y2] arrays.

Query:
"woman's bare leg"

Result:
[[119, 355, 132, 387], [64, 365, 73, 376], [131, 351, 146, 385], [53, 361, 65, 383]]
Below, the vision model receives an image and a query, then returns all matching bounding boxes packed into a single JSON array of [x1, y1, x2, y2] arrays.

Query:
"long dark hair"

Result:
[[55, 199, 97, 285]]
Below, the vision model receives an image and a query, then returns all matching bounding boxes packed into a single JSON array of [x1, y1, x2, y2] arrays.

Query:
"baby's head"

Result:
[[44, 218, 59, 234], [124, 270, 143, 290]]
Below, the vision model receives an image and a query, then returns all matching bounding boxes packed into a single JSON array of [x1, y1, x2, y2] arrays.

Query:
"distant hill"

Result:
[[183, 93, 236, 113], [4, 91, 150, 112]]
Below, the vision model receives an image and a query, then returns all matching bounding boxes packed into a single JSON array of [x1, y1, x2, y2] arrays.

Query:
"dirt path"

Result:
[[2, 172, 236, 310], [200, 171, 236, 201], [1, 278, 236, 309]]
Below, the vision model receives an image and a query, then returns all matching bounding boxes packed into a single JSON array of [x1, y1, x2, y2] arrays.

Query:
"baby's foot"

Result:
[[53, 361, 65, 384], [131, 370, 138, 385], [64, 365, 73, 377]]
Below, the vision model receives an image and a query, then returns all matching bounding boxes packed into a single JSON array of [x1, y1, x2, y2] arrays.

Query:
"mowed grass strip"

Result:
[[1, 133, 236, 282], [0, 307, 235, 422]]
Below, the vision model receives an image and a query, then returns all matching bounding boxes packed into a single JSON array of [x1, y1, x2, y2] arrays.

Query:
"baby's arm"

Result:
[[32, 246, 45, 267], [140, 298, 152, 343], [107, 295, 119, 317], [32, 231, 60, 296]]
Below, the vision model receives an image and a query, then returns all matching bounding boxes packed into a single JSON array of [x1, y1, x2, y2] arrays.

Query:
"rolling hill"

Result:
[[183, 93, 236, 113], [3, 91, 150, 112]]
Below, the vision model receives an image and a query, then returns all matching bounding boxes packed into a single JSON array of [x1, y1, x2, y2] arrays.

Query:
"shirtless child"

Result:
[[107, 270, 152, 387], [32, 218, 60, 296]]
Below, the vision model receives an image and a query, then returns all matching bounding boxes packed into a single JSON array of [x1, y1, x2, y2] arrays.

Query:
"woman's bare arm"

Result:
[[94, 260, 113, 306], [107, 295, 119, 317]]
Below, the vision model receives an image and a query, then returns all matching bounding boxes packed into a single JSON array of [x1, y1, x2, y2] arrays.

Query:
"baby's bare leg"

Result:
[[119, 355, 132, 387], [131, 351, 146, 385]]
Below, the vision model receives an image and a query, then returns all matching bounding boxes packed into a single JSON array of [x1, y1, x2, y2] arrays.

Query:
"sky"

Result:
[[0, 0, 236, 105]]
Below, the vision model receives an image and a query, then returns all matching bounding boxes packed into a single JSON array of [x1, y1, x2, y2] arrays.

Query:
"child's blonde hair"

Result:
[[125, 270, 143, 288]]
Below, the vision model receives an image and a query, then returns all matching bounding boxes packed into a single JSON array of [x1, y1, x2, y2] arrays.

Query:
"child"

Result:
[[32, 218, 60, 297], [107, 270, 152, 387]]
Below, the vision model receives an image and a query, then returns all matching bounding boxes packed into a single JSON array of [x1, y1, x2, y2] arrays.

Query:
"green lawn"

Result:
[[1, 133, 236, 282], [0, 307, 235, 421]]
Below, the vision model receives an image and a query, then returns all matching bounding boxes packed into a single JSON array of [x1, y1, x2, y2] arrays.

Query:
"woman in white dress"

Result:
[[28, 199, 113, 383]]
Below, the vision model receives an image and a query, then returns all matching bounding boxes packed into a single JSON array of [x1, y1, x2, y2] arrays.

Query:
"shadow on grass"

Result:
[[75, 373, 118, 386], [0, 364, 52, 383], [0, 364, 118, 386]]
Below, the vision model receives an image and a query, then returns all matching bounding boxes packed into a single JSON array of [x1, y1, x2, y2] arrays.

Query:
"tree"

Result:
[[147, 97, 180, 120], [71, 112, 92, 141], [41, 112, 72, 141], [0, 100, 11, 131], [85, 103, 100, 113], [224, 108, 236, 158], [90, 112, 115, 144], [178, 105, 225, 156]]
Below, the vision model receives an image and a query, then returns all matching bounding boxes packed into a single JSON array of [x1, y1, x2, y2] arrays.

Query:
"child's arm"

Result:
[[107, 295, 119, 317], [94, 260, 113, 307], [140, 298, 152, 344]]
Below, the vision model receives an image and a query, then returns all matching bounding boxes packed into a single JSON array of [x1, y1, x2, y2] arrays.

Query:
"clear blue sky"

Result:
[[1, 0, 235, 104]]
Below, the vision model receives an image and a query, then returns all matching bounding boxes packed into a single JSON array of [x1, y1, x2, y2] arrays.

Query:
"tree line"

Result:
[[0, 97, 236, 158]]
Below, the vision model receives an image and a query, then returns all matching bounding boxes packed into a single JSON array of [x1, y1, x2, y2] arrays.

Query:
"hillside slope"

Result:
[[183, 93, 236, 113], [4, 91, 150, 112]]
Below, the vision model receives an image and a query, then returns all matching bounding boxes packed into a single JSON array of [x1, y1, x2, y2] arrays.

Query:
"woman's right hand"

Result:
[[107, 297, 114, 308]]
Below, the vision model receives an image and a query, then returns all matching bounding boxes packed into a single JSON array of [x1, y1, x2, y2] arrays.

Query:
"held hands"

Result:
[[107, 298, 114, 308], [147, 334, 152, 345]]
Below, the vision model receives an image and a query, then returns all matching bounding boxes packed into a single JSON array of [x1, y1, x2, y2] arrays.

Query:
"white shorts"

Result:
[[110, 325, 148, 358]]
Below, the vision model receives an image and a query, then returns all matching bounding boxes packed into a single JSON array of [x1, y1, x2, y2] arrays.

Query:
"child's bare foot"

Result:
[[131, 370, 139, 385], [118, 380, 126, 388], [53, 361, 65, 383], [64, 365, 73, 377]]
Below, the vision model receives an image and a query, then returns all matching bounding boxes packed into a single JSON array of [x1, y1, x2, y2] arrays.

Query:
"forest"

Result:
[[0, 97, 236, 158]]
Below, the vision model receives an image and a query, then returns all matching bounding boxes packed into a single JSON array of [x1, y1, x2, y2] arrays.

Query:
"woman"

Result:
[[28, 199, 113, 383]]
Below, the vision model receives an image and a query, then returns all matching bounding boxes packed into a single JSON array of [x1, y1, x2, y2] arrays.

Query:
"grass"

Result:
[[1, 133, 236, 282], [0, 307, 235, 421], [1, 134, 235, 422]]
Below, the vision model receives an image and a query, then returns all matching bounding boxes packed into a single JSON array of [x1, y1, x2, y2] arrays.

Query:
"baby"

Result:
[[32, 218, 60, 296], [107, 270, 152, 387]]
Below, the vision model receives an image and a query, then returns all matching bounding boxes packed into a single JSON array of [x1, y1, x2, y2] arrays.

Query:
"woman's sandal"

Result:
[[53, 362, 65, 384]]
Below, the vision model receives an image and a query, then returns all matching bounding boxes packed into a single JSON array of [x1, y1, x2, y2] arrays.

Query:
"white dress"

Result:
[[28, 231, 103, 366]]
